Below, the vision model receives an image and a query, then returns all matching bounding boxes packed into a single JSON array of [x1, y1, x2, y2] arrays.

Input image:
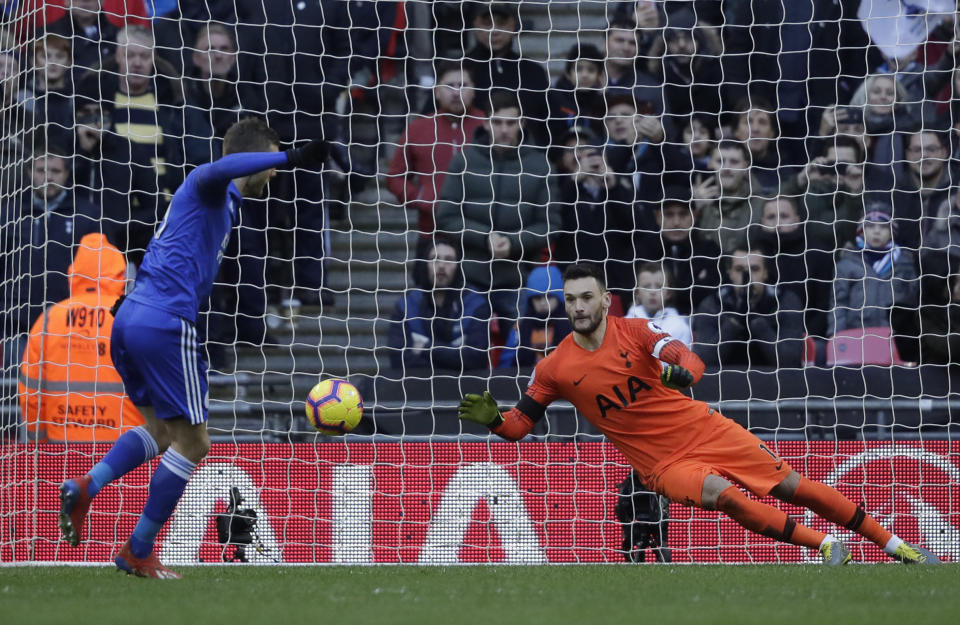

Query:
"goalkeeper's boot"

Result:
[[819, 539, 852, 566], [59, 475, 92, 547], [892, 542, 941, 565], [114, 540, 182, 579]]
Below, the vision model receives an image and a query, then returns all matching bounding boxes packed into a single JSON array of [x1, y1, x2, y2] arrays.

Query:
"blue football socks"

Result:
[[129, 448, 196, 558], [87, 426, 160, 498]]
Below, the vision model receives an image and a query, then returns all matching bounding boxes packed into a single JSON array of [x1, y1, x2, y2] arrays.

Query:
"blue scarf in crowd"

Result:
[[857, 237, 901, 278]]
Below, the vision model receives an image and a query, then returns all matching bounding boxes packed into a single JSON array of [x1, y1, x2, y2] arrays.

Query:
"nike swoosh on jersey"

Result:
[[573, 374, 587, 386]]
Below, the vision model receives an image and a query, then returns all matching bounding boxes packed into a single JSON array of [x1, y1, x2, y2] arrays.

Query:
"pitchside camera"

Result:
[[216, 486, 259, 563], [614, 470, 672, 563]]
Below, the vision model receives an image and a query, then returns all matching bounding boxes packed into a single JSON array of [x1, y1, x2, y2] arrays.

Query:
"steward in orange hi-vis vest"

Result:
[[19, 233, 144, 442]]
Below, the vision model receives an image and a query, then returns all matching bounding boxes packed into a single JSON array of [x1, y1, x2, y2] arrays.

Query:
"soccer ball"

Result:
[[305, 379, 363, 435]]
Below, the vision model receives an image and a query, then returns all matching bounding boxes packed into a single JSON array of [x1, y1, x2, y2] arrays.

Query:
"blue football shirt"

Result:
[[128, 151, 288, 322]]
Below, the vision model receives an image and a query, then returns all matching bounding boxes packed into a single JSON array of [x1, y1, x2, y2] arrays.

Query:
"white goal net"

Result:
[[1, 0, 958, 564]]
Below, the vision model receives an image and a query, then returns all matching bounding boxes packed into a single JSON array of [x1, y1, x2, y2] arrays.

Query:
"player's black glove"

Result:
[[661, 364, 694, 390], [285, 138, 329, 169]]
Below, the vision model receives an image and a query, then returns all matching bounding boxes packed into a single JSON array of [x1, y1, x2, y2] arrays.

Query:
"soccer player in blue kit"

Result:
[[58, 118, 328, 578]]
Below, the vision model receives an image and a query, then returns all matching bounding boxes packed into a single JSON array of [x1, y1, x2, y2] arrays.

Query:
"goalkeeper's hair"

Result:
[[562, 263, 607, 291], [222, 117, 280, 156]]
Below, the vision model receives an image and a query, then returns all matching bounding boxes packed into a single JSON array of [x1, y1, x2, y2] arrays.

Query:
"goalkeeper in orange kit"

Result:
[[459, 263, 940, 565]]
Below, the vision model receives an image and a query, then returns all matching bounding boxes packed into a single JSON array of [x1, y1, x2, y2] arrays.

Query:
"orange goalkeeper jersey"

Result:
[[495, 315, 721, 482]]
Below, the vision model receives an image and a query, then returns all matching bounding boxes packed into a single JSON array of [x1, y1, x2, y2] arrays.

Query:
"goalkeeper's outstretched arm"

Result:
[[458, 391, 540, 441]]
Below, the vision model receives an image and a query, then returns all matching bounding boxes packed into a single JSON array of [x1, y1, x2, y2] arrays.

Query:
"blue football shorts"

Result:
[[111, 299, 209, 424]]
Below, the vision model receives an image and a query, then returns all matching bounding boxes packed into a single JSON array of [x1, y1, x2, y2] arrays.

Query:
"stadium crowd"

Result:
[[3, 0, 960, 413]]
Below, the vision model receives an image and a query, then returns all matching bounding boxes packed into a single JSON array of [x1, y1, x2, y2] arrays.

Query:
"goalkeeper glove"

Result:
[[661, 364, 694, 390], [285, 138, 329, 169], [457, 391, 504, 428]]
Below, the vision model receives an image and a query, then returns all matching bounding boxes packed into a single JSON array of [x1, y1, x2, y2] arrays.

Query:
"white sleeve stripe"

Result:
[[652, 337, 673, 359]]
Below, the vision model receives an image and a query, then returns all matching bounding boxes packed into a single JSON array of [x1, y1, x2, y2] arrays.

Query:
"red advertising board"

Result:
[[2, 442, 958, 563]]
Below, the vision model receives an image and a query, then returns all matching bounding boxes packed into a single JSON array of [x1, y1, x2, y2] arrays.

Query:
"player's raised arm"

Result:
[[195, 139, 327, 189]]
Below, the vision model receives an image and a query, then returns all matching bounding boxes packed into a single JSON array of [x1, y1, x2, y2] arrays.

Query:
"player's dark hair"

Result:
[[222, 117, 280, 156], [607, 17, 638, 33], [660, 186, 691, 210], [564, 43, 604, 76], [434, 60, 472, 85], [562, 263, 607, 291], [412, 235, 463, 290], [731, 96, 780, 138], [714, 139, 750, 162], [635, 261, 672, 303], [489, 89, 521, 116], [908, 128, 950, 150], [828, 134, 866, 163]]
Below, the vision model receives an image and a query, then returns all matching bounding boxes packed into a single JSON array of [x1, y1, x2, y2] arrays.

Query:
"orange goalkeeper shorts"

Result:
[[649, 413, 793, 508]]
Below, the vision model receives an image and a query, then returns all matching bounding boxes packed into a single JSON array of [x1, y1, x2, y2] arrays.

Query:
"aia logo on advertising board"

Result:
[[802, 446, 960, 562]]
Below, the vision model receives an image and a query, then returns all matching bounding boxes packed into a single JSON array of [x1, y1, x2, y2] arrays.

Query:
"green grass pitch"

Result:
[[1, 564, 957, 625]]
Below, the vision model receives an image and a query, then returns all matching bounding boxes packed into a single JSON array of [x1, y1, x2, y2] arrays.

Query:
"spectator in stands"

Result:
[[435, 90, 558, 330], [21, 35, 75, 150], [19, 233, 145, 443], [233, 0, 378, 306], [748, 196, 834, 337], [829, 207, 919, 336], [922, 184, 960, 256], [660, 7, 723, 118], [691, 140, 765, 254], [182, 24, 242, 165], [604, 93, 673, 199], [673, 114, 717, 176], [233, 0, 353, 145], [625, 262, 692, 347], [551, 125, 594, 177], [918, 272, 960, 365], [847, 73, 920, 172], [615, 0, 667, 76], [651, 189, 722, 316], [547, 43, 607, 144], [499, 265, 571, 368], [604, 17, 664, 116], [387, 62, 484, 245], [782, 135, 865, 250], [898, 130, 952, 248], [71, 99, 107, 207], [731, 98, 799, 191], [463, 1, 550, 145], [693, 248, 804, 369], [0, 52, 28, 168], [898, 30, 958, 123], [47, 0, 119, 74], [1, 149, 101, 358], [386, 237, 490, 372], [935, 66, 960, 131], [553, 138, 644, 303], [76, 25, 184, 258], [815, 104, 867, 151]]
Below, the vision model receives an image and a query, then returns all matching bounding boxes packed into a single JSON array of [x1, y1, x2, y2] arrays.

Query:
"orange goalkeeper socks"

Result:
[[790, 477, 893, 549], [716, 485, 825, 549]]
